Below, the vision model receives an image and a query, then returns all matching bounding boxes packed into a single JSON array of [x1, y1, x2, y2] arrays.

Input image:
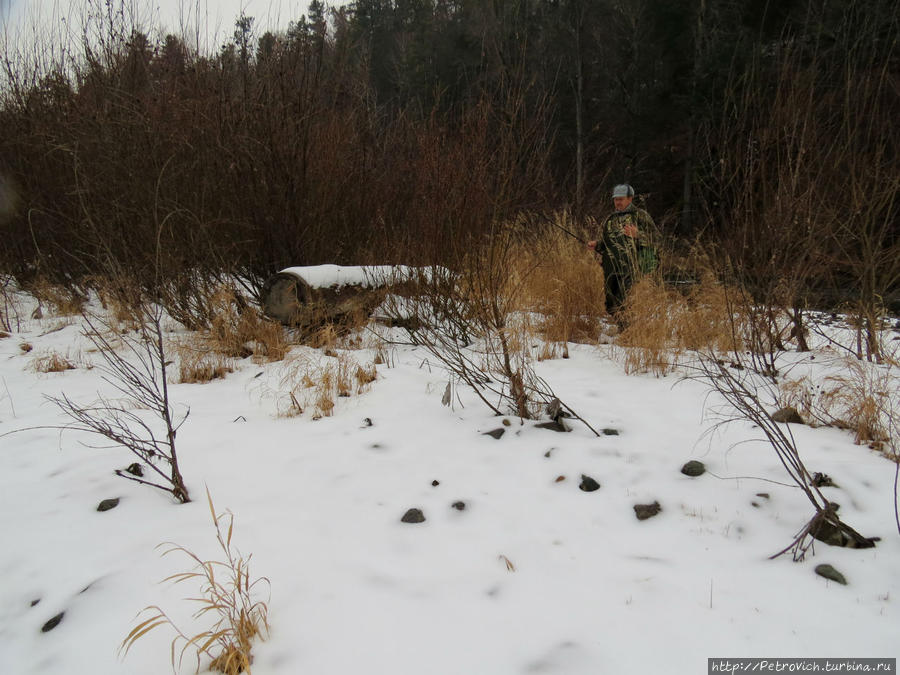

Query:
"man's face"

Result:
[[613, 195, 633, 211]]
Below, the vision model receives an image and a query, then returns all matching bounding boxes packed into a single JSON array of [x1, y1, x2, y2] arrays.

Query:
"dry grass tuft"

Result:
[[121, 489, 270, 675], [276, 350, 378, 418], [617, 277, 682, 376], [617, 274, 742, 376], [510, 214, 606, 345], [208, 288, 287, 362], [30, 350, 76, 373], [29, 279, 86, 317], [778, 359, 899, 452], [92, 276, 147, 333], [174, 343, 235, 384]]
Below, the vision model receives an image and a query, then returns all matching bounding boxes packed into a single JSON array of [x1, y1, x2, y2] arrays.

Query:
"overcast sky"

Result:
[[2, 0, 311, 53]]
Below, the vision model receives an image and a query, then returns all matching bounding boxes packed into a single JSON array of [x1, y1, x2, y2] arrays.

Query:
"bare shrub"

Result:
[[380, 233, 599, 433], [0, 275, 24, 332], [44, 308, 191, 503], [121, 489, 270, 674], [697, 354, 880, 559]]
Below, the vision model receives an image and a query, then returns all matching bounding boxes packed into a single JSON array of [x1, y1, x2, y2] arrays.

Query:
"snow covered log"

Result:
[[261, 264, 423, 326]]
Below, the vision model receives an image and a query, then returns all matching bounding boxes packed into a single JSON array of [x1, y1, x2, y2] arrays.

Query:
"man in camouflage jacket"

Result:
[[587, 184, 658, 314]]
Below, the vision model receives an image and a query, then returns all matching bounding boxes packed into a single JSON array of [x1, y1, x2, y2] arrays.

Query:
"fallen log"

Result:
[[261, 265, 421, 326]]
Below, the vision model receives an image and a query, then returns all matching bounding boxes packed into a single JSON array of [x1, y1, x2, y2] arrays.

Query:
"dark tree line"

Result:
[[0, 0, 897, 326]]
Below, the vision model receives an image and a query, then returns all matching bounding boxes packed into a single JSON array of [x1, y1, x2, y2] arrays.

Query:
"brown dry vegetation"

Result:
[[617, 275, 741, 376], [30, 350, 76, 373], [511, 214, 606, 344], [275, 350, 377, 419], [174, 343, 234, 384], [778, 359, 899, 452], [121, 490, 269, 674]]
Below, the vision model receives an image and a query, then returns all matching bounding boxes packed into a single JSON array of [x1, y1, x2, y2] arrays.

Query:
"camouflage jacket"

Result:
[[598, 204, 658, 276]]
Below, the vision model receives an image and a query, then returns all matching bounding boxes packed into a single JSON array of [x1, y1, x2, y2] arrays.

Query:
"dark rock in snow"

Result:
[[772, 407, 804, 424], [483, 428, 505, 440], [401, 508, 426, 524], [811, 472, 837, 488], [31, 599, 40, 607], [41, 612, 64, 633], [681, 461, 706, 477], [602, 428, 620, 436], [432, 480, 440, 487], [96, 498, 120, 512], [535, 420, 570, 433], [124, 463, 143, 477], [546, 398, 571, 422], [815, 564, 848, 585], [451, 501, 466, 511], [579, 475, 600, 492], [555, 475, 566, 483], [633, 501, 662, 520]]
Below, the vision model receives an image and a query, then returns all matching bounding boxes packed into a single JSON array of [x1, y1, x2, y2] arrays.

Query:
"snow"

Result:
[[1, 288, 898, 675], [278, 264, 440, 290]]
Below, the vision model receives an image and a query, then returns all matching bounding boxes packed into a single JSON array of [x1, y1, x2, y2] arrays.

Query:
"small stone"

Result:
[[544, 450, 553, 458], [681, 461, 706, 477], [555, 475, 566, 483], [602, 428, 620, 436], [125, 463, 143, 477], [772, 407, 804, 424], [633, 501, 662, 520], [502, 418, 511, 427], [812, 472, 837, 488], [534, 420, 569, 432], [546, 398, 563, 421], [41, 612, 64, 633], [451, 501, 466, 511], [362, 417, 373, 427], [431, 480, 440, 487], [31, 599, 40, 607], [483, 428, 505, 440], [756, 493, 770, 499], [579, 475, 600, 492], [401, 508, 426, 524], [97, 498, 120, 512], [815, 564, 847, 585]]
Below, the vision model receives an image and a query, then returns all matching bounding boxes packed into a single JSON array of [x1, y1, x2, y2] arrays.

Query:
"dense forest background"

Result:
[[0, 0, 897, 312]]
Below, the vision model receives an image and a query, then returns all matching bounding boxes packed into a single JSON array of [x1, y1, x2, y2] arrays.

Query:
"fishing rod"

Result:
[[541, 213, 593, 248]]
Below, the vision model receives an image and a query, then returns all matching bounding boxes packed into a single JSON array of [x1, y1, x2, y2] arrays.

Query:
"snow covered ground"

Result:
[[1, 289, 898, 675]]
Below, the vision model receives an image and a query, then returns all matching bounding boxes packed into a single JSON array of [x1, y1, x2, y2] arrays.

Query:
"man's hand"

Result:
[[623, 224, 638, 238]]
